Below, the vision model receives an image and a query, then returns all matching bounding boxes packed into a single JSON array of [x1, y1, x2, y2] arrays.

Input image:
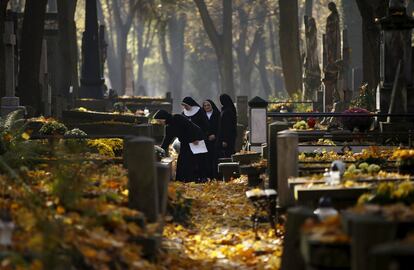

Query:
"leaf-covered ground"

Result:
[[160, 177, 283, 269]]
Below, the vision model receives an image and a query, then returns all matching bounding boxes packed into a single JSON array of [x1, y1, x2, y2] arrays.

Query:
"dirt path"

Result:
[[160, 177, 283, 269]]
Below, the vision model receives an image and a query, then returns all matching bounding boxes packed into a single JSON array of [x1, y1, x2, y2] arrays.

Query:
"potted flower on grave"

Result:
[[39, 120, 68, 148], [341, 107, 373, 132], [392, 149, 414, 175]]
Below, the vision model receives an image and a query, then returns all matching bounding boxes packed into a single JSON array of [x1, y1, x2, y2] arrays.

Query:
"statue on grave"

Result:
[[323, 2, 341, 109], [389, 0, 407, 11], [303, 16, 322, 100]]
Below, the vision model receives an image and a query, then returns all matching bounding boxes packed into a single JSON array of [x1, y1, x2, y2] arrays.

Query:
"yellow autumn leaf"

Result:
[[21, 132, 30, 140]]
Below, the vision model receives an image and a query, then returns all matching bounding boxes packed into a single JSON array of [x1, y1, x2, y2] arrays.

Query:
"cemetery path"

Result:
[[159, 177, 283, 269]]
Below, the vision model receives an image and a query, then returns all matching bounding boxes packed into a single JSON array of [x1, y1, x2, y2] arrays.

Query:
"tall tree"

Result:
[[305, 0, 313, 16], [110, 0, 139, 94], [160, 12, 186, 105], [342, 0, 362, 72], [136, 17, 156, 95], [355, 0, 387, 90], [17, 0, 48, 115], [279, 0, 302, 96], [256, 34, 272, 98], [235, 1, 266, 97], [194, 0, 235, 98], [0, 0, 10, 98], [267, 15, 283, 95], [57, 0, 79, 98]]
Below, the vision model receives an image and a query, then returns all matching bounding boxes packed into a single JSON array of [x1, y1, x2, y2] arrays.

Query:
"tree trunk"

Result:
[[305, 0, 313, 16], [268, 16, 283, 95], [355, 0, 387, 90], [279, 0, 303, 96], [342, 0, 362, 71], [17, 0, 48, 115], [222, 0, 234, 99], [194, 0, 235, 98], [57, 0, 78, 99], [136, 20, 146, 93], [257, 36, 272, 98], [117, 29, 128, 95], [168, 13, 186, 101], [0, 0, 9, 98]]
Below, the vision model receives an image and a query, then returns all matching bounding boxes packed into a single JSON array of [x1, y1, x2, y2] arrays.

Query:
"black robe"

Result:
[[217, 95, 237, 158], [205, 101, 220, 179], [182, 107, 210, 180], [182, 108, 210, 138], [161, 114, 203, 182]]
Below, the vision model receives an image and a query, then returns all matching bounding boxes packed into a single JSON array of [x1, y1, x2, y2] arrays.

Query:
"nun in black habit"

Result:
[[154, 110, 203, 182], [181, 97, 210, 136], [217, 94, 237, 158], [203, 99, 220, 179], [181, 97, 209, 181]]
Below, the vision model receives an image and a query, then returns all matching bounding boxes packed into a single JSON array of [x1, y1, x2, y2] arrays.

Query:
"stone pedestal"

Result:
[[1, 21, 25, 117], [1, 97, 25, 117]]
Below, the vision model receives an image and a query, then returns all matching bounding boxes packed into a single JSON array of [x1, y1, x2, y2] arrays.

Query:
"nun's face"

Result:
[[182, 104, 192, 111], [203, 101, 212, 112]]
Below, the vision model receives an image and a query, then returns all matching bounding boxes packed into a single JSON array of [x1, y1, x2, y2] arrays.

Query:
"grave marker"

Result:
[[1, 21, 24, 117], [277, 130, 298, 208], [126, 137, 159, 223]]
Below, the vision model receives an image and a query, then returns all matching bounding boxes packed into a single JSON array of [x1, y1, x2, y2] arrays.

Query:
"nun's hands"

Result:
[[208, 134, 216, 141], [222, 142, 228, 148], [192, 140, 199, 145]]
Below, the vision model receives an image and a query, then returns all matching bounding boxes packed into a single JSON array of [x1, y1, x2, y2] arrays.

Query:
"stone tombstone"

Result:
[[236, 96, 248, 128], [379, 1, 414, 115], [268, 122, 289, 190], [79, 0, 104, 99], [248, 96, 268, 150], [280, 207, 316, 270], [277, 130, 298, 208], [126, 137, 159, 223], [303, 16, 321, 101], [1, 21, 24, 117]]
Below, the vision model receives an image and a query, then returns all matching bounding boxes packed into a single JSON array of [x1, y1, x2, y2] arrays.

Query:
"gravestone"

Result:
[[378, 1, 414, 118], [268, 122, 289, 190], [126, 137, 159, 223], [79, 0, 104, 99], [236, 96, 248, 128], [281, 207, 316, 270], [1, 21, 25, 117], [248, 96, 268, 152], [277, 130, 298, 208]]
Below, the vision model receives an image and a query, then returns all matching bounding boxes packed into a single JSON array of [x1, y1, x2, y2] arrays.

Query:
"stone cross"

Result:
[[1, 21, 24, 117]]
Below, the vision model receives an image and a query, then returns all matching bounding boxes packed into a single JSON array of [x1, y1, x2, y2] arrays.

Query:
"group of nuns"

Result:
[[154, 94, 237, 182]]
